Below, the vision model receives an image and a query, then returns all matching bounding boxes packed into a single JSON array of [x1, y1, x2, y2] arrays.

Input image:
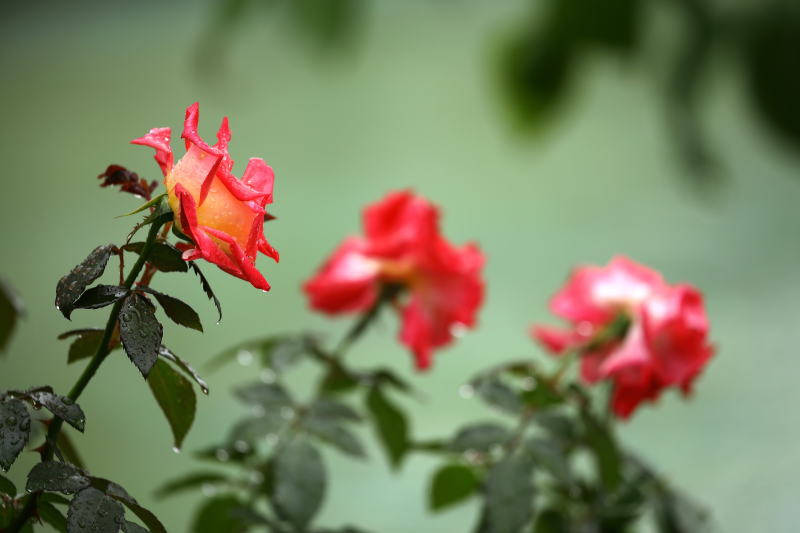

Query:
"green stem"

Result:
[[7, 220, 165, 533]]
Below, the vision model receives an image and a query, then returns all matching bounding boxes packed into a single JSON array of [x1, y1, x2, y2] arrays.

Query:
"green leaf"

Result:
[[147, 359, 196, 450], [524, 438, 572, 486], [0, 473, 16, 496], [124, 241, 188, 273], [158, 346, 209, 394], [26, 462, 89, 494], [450, 422, 513, 453], [90, 477, 167, 533], [67, 487, 125, 533], [0, 398, 30, 470], [24, 388, 86, 432], [234, 382, 293, 410], [319, 360, 359, 393], [119, 193, 167, 217], [269, 439, 326, 531], [188, 262, 222, 322], [302, 416, 366, 458], [652, 488, 710, 533], [519, 383, 563, 409], [482, 453, 536, 533], [308, 397, 362, 423], [61, 329, 111, 364], [366, 386, 409, 469], [155, 472, 230, 498], [57, 430, 87, 470], [581, 409, 621, 491], [55, 244, 116, 320], [227, 414, 286, 448], [119, 293, 163, 378], [72, 285, 129, 312], [429, 464, 480, 511], [140, 288, 202, 332], [533, 508, 569, 533], [191, 494, 249, 533], [0, 277, 24, 353], [472, 376, 523, 415], [38, 501, 69, 533]]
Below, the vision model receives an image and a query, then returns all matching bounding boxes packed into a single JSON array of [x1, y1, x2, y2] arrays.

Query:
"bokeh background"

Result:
[[2, 0, 799, 531]]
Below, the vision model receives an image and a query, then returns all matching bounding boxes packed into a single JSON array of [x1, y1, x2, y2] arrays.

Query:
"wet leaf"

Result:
[[124, 241, 188, 274], [158, 346, 209, 394], [0, 278, 24, 353], [25, 389, 86, 432], [366, 387, 409, 469], [155, 472, 229, 498], [450, 422, 513, 453], [0, 398, 30, 470], [139, 289, 202, 332], [119, 294, 162, 378], [429, 464, 480, 511], [61, 329, 113, 364], [147, 359, 196, 450], [269, 439, 326, 531], [234, 382, 293, 410], [55, 245, 116, 320], [302, 417, 366, 458], [26, 462, 89, 494], [188, 262, 222, 322], [89, 477, 166, 533], [67, 487, 125, 533], [72, 285, 129, 311]]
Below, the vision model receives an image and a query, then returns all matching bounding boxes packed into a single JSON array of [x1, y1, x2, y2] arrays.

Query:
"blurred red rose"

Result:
[[132, 103, 278, 290], [532, 256, 714, 418], [303, 191, 484, 370]]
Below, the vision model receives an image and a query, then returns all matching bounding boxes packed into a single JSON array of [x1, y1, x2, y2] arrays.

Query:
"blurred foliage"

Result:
[[200, 0, 800, 187]]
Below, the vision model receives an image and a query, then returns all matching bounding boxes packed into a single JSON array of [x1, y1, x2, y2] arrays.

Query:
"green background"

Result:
[[1, 1, 799, 531]]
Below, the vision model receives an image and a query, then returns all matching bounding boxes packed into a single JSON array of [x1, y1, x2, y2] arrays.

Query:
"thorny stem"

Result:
[[8, 220, 166, 533]]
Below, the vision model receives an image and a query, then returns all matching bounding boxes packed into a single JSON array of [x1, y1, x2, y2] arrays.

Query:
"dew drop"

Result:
[[248, 471, 264, 485], [251, 405, 266, 417], [265, 434, 279, 446], [450, 322, 468, 338], [215, 448, 230, 462], [201, 483, 217, 497], [200, 385, 209, 395], [172, 446, 181, 454], [464, 450, 481, 463], [233, 440, 249, 453], [458, 384, 474, 399], [236, 350, 254, 366], [521, 377, 536, 391], [5, 416, 17, 427], [259, 369, 276, 384]]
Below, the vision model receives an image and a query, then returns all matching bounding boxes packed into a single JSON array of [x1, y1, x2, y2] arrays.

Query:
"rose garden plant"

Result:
[[0, 104, 714, 533]]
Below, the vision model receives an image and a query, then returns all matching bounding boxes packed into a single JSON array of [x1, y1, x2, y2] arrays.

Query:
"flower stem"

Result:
[[7, 220, 165, 533]]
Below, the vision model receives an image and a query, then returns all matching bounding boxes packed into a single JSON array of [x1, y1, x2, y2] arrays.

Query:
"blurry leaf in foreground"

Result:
[[0, 278, 24, 353], [480, 452, 536, 533], [191, 494, 249, 533], [429, 464, 479, 512], [269, 439, 326, 531], [366, 386, 409, 469]]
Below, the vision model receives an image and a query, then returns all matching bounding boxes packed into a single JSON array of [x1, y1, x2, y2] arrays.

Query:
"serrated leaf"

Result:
[[123, 521, 149, 533], [155, 472, 229, 498], [25, 389, 86, 432], [147, 359, 196, 450], [119, 294, 162, 378], [139, 288, 202, 332], [191, 494, 249, 533], [90, 478, 166, 533], [38, 500, 69, 533], [67, 487, 124, 533], [26, 462, 89, 494], [269, 439, 326, 531], [55, 245, 116, 320], [234, 382, 293, 409], [0, 473, 16, 496], [158, 346, 209, 394], [72, 285, 129, 312], [366, 387, 409, 469], [429, 464, 480, 511], [0, 398, 30, 470], [188, 262, 222, 322], [124, 241, 188, 273], [0, 278, 24, 353], [303, 417, 366, 458], [450, 422, 513, 453], [481, 453, 536, 533], [473, 376, 523, 415]]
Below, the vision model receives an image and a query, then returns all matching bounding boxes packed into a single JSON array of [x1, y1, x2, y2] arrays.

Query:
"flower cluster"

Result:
[[303, 191, 485, 370], [533, 256, 714, 418], [133, 103, 278, 290]]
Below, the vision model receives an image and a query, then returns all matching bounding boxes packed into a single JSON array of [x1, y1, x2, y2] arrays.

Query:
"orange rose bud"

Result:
[[132, 103, 278, 290]]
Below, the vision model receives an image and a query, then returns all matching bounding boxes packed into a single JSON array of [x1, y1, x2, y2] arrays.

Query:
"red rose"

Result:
[[303, 191, 485, 370], [132, 103, 278, 290], [532, 256, 714, 418]]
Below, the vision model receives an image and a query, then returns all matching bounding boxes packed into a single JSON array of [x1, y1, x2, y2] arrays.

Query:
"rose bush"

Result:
[[303, 191, 484, 369], [133, 102, 278, 290], [532, 256, 714, 418]]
